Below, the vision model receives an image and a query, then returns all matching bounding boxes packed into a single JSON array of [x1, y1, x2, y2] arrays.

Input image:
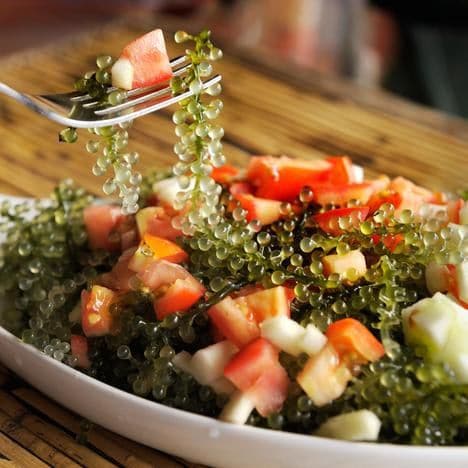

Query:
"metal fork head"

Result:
[[0, 56, 222, 129]]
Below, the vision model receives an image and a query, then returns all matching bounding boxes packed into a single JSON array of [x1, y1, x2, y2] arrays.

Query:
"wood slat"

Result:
[[0, 390, 117, 467], [0, 432, 48, 468], [0, 410, 80, 467], [12, 388, 183, 468]]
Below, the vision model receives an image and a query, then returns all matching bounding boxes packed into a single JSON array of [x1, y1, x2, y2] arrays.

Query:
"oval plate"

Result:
[[1, 195, 467, 468]]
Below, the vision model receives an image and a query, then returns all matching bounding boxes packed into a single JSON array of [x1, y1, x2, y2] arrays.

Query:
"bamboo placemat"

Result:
[[0, 16, 467, 468]]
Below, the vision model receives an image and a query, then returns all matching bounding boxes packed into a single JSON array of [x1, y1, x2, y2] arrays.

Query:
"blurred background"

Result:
[[2, 0, 468, 117]]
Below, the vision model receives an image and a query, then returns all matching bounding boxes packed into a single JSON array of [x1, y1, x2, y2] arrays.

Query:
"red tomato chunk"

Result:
[[81, 286, 118, 337]]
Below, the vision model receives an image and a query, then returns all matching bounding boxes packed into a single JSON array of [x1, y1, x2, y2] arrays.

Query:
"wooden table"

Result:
[[0, 17, 467, 468]]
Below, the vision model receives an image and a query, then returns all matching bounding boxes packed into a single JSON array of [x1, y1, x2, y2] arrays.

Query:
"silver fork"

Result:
[[0, 56, 221, 128]]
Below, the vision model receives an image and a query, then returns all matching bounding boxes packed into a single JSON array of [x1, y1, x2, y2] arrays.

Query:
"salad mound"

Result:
[[1, 29, 468, 446]]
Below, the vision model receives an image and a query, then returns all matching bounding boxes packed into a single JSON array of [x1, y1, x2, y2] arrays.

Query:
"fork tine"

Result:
[[95, 74, 221, 118], [70, 55, 188, 103], [58, 75, 221, 128], [81, 62, 192, 111]]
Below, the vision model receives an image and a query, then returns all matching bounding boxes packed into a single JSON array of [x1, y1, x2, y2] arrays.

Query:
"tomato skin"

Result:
[[153, 276, 205, 320], [211, 164, 240, 184], [119, 29, 172, 89], [224, 338, 279, 391], [326, 318, 385, 365], [447, 264, 468, 308], [368, 191, 402, 214], [325, 156, 355, 185], [81, 286, 118, 337], [247, 156, 333, 201], [371, 233, 404, 253], [70, 335, 91, 369], [313, 183, 374, 206], [447, 199, 464, 224], [208, 297, 260, 348], [129, 234, 188, 274], [245, 362, 289, 417], [83, 205, 124, 252], [314, 207, 369, 236]]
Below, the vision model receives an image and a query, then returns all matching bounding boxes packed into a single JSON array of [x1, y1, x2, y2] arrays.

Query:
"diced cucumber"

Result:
[[402, 293, 468, 382], [299, 324, 327, 355], [173, 346, 237, 395], [219, 390, 255, 425], [172, 351, 193, 374], [402, 293, 456, 352], [260, 316, 327, 357], [314, 410, 381, 441], [190, 340, 238, 385], [260, 316, 305, 356]]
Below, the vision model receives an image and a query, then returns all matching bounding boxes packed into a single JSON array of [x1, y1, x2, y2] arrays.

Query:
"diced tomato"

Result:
[[368, 191, 402, 214], [153, 276, 205, 320], [81, 286, 118, 337], [325, 156, 355, 185], [99, 247, 137, 292], [128, 234, 187, 273], [296, 343, 353, 407], [313, 183, 374, 206], [138, 259, 191, 290], [430, 191, 447, 205], [229, 182, 253, 197], [247, 156, 333, 201], [136, 206, 182, 241], [447, 199, 465, 224], [229, 182, 283, 225], [208, 297, 260, 348], [368, 175, 390, 194], [83, 204, 124, 252], [371, 233, 404, 253], [70, 335, 91, 369], [322, 250, 367, 279], [314, 207, 369, 236], [112, 29, 172, 90], [389, 177, 433, 215], [447, 264, 468, 308], [239, 286, 293, 322], [120, 227, 138, 251], [211, 164, 240, 184], [326, 318, 385, 365], [245, 363, 289, 417], [224, 338, 279, 391], [235, 193, 283, 225]]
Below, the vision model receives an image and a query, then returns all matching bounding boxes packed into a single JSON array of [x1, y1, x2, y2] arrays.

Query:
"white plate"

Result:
[[1, 195, 468, 468]]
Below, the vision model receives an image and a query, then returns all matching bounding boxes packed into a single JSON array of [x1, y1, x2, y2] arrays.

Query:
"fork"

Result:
[[0, 56, 222, 129]]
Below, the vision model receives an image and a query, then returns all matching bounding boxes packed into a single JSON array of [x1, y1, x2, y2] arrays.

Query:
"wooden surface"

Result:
[[0, 17, 467, 467]]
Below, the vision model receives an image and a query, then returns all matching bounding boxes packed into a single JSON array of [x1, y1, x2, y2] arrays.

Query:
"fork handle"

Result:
[[0, 81, 52, 119]]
